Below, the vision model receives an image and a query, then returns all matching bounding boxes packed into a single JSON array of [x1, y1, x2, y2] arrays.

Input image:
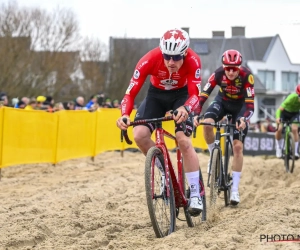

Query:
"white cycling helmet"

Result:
[[159, 28, 190, 55]]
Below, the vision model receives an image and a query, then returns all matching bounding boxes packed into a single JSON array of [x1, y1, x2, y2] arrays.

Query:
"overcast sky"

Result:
[[3, 0, 300, 63]]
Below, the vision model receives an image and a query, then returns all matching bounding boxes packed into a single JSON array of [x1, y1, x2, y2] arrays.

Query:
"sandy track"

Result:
[[0, 151, 299, 250]]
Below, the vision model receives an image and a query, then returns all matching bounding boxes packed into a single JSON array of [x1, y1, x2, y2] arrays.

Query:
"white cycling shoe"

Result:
[[188, 197, 203, 216], [230, 191, 240, 205], [276, 147, 282, 158]]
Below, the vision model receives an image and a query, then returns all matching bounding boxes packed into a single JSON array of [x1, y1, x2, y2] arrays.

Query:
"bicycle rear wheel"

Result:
[[182, 166, 207, 227], [223, 139, 233, 206], [285, 132, 295, 173], [145, 146, 176, 238], [210, 147, 222, 207]]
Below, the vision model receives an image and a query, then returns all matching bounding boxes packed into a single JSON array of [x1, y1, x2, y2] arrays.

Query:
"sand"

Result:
[[0, 151, 299, 250]]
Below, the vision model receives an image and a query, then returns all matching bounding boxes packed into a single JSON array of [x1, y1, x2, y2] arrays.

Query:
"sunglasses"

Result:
[[223, 66, 240, 72], [163, 53, 184, 61]]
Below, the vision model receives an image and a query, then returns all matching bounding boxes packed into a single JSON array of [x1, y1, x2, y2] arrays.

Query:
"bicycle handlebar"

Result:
[[193, 116, 244, 141], [120, 110, 186, 145]]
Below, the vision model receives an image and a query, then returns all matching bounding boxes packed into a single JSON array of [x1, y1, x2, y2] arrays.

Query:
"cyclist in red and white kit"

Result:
[[116, 28, 203, 216], [194, 49, 255, 205]]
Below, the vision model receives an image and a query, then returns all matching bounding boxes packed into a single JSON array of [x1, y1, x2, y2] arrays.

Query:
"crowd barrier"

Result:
[[244, 132, 276, 156], [0, 107, 208, 168]]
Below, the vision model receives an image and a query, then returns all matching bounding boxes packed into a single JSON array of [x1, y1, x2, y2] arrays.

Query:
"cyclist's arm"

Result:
[[120, 55, 152, 116], [276, 106, 284, 119], [184, 54, 202, 114], [239, 74, 255, 122], [196, 73, 218, 114]]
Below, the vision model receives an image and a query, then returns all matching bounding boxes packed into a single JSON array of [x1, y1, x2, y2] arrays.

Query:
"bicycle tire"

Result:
[[223, 139, 233, 206], [210, 147, 221, 207], [182, 166, 207, 227], [285, 132, 295, 173], [145, 146, 176, 238]]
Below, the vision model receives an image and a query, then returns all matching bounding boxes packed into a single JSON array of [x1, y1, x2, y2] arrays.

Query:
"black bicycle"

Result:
[[276, 120, 299, 173], [195, 114, 242, 207]]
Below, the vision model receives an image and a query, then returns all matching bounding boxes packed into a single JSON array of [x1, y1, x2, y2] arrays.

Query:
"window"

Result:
[[282, 72, 298, 92], [257, 70, 275, 90], [193, 42, 209, 55]]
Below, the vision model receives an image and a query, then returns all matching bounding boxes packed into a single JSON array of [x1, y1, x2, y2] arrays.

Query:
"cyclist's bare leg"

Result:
[[176, 131, 203, 212], [275, 124, 283, 140], [203, 118, 215, 153], [176, 131, 199, 173], [232, 140, 243, 172], [292, 124, 299, 156], [231, 139, 243, 198], [133, 126, 155, 155]]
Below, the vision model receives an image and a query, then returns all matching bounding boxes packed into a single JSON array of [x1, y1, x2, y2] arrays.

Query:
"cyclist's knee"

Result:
[[133, 126, 151, 144], [203, 118, 214, 133], [233, 141, 243, 156], [176, 132, 192, 149]]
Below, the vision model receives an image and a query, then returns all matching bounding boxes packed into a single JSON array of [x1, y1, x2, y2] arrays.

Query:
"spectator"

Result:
[[85, 95, 98, 110], [67, 101, 75, 110], [36, 96, 47, 110], [0, 93, 9, 106], [103, 98, 113, 108], [25, 98, 37, 110], [17, 100, 26, 109], [266, 118, 276, 132], [74, 96, 85, 110], [53, 102, 65, 112], [112, 99, 120, 108]]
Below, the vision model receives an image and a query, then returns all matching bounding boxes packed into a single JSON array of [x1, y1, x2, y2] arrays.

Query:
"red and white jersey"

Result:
[[121, 47, 202, 116]]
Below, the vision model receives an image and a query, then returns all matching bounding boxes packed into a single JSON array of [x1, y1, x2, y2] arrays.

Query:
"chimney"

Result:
[[181, 27, 189, 34], [231, 26, 245, 37], [212, 31, 225, 38]]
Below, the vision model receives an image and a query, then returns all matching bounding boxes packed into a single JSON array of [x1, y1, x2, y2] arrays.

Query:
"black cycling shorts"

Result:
[[280, 110, 300, 122], [134, 84, 194, 136], [204, 95, 248, 142]]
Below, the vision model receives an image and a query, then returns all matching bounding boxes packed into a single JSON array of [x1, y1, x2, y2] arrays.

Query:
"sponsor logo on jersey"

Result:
[[159, 79, 178, 90], [246, 87, 252, 97], [203, 82, 211, 91], [235, 78, 242, 86], [226, 93, 238, 99], [248, 74, 254, 85], [191, 56, 200, 67], [125, 83, 135, 94], [137, 60, 148, 70], [195, 68, 201, 79], [133, 69, 140, 79], [213, 103, 220, 110], [225, 86, 239, 94]]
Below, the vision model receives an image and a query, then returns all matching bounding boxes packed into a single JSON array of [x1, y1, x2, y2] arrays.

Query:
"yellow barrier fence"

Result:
[[0, 107, 209, 168]]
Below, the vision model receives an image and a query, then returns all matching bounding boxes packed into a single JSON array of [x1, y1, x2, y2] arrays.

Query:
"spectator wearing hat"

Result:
[[112, 99, 120, 108], [103, 98, 113, 108], [36, 96, 46, 110], [17, 100, 26, 109]]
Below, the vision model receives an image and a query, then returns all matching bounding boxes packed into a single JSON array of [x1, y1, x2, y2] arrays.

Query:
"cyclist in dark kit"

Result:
[[194, 49, 255, 205]]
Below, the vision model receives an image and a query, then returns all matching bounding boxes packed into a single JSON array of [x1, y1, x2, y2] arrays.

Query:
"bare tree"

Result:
[[78, 37, 108, 98], [0, 1, 82, 100]]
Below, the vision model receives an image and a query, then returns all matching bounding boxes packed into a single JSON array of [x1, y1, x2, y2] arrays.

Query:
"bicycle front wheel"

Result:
[[285, 132, 295, 173], [223, 139, 233, 206], [210, 147, 222, 207], [145, 146, 176, 238]]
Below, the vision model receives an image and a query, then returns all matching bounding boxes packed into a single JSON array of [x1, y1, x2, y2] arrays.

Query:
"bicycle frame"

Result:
[[121, 116, 204, 208], [152, 122, 189, 208], [206, 121, 233, 188]]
